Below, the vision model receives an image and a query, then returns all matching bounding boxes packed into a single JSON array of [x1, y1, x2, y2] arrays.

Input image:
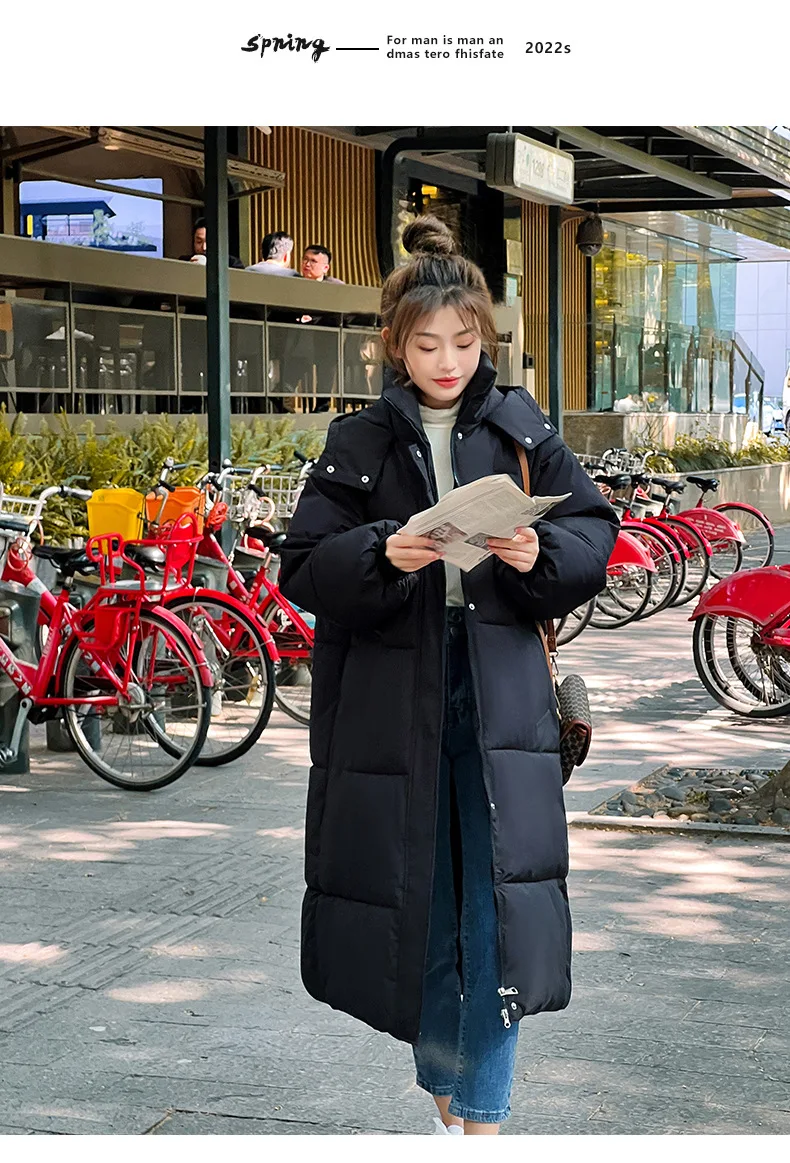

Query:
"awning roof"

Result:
[[340, 125, 790, 212]]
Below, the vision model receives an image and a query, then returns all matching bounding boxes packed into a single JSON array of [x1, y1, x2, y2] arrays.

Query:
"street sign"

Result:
[[486, 133, 575, 206]]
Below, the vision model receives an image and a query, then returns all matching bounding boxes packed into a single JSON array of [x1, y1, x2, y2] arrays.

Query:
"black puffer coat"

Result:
[[279, 354, 618, 1044]]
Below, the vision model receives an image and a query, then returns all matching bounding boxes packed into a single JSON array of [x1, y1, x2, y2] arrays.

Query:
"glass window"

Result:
[[267, 323, 340, 413], [342, 330, 383, 399], [0, 299, 69, 407], [231, 322, 265, 396], [74, 307, 176, 402], [592, 221, 740, 414]]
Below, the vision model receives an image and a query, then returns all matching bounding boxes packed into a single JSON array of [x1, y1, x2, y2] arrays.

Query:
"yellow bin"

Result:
[[86, 488, 145, 542]]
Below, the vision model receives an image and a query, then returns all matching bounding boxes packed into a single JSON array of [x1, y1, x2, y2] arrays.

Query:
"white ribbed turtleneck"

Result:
[[418, 397, 464, 607]]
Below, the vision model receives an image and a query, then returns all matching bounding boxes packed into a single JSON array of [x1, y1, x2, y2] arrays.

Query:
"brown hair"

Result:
[[380, 216, 498, 381]]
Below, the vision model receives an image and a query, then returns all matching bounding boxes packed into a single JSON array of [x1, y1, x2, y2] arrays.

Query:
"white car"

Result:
[[735, 393, 784, 434]]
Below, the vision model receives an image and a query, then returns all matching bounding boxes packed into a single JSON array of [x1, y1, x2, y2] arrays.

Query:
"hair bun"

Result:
[[402, 215, 456, 258]]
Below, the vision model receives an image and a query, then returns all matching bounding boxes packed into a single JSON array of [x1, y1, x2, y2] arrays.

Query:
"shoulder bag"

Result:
[[513, 441, 593, 784]]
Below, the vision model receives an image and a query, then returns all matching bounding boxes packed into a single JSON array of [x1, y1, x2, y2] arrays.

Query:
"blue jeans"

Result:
[[413, 608, 519, 1123]]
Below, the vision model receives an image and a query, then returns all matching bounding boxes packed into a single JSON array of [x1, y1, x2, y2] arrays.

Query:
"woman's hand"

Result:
[[487, 527, 539, 574], [385, 532, 443, 573]]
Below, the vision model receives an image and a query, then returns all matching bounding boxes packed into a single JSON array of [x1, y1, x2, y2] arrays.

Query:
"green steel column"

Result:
[[205, 126, 231, 473], [548, 205, 564, 435]]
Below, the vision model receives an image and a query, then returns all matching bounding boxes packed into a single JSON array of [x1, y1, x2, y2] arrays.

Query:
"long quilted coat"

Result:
[[279, 354, 619, 1044]]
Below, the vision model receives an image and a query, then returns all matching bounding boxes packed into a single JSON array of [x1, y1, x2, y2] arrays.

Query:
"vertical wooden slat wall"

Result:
[[522, 201, 549, 409], [249, 128, 381, 287], [562, 219, 588, 412], [521, 202, 588, 413]]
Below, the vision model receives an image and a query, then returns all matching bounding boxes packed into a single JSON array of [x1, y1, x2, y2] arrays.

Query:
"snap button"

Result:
[[361, 475, 369, 483], [326, 465, 335, 473], [511, 1002, 517, 1011], [544, 422, 552, 430], [524, 437, 533, 445], [456, 432, 463, 440], [415, 450, 423, 458], [468, 602, 475, 611], [490, 802, 496, 810]]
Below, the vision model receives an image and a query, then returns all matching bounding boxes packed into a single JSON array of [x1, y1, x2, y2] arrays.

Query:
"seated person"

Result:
[[246, 231, 298, 276], [300, 245, 344, 284], [180, 218, 244, 268]]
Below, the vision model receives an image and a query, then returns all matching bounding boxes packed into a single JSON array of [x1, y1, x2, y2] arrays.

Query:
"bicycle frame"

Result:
[[695, 486, 775, 534], [196, 529, 314, 655]]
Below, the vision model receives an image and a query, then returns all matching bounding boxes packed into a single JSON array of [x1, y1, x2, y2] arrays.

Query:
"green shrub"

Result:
[[635, 433, 790, 474], [0, 411, 328, 542]]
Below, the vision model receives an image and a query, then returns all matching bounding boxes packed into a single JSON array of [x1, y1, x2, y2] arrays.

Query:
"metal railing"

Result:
[[0, 294, 514, 416], [592, 315, 765, 419]]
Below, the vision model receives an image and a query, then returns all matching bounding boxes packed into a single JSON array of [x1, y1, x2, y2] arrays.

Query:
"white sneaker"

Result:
[[433, 1117, 464, 1135]]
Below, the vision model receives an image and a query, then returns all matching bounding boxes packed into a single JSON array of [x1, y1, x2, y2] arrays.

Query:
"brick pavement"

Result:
[[1, 533, 790, 1134]]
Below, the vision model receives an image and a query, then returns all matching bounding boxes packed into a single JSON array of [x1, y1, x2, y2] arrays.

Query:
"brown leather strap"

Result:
[[513, 438, 558, 660], [515, 441, 530, 495]]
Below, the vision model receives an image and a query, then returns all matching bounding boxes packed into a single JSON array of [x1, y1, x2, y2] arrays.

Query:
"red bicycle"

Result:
[[673, 474, 774, 573], [0, 497, 212, 789], [10, 480, 277, 767], [691, 565, 790, 717], [591, 472, 687, 619], [183, 458, 315, 726]]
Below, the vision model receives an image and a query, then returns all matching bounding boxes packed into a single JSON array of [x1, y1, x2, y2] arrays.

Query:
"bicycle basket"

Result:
[[264, 471, 303, 520], [87, 489, 145, 542], [0, 486, 39, 527], [146, 486, 205, 533]]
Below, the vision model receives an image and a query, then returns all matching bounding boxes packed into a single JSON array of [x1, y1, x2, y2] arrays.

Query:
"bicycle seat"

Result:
[[0, 515, 31, 534], [124, 543, 166, 571], [651, 477, 686, 495], [594, 473, 631, 491], [687, 474, 719, 492], [245, 527, 288, 553], [32, 545, 96, 576]]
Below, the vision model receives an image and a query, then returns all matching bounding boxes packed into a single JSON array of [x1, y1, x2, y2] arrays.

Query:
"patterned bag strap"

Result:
[[513, 439, 558, 665]]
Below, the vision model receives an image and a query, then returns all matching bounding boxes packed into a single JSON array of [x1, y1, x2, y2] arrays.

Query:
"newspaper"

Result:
[[402, 475, 571, 572]]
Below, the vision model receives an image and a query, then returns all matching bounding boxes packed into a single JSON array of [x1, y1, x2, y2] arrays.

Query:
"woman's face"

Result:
[[397, 305, 482, 409]]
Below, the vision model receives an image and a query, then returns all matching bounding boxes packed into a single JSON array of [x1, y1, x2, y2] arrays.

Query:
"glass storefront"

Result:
[[592, 221, 745, 414], [0, 294, 514, 418]]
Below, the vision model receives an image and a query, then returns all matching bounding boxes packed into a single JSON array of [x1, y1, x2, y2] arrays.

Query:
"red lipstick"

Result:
[[434, 377, 460, 387]]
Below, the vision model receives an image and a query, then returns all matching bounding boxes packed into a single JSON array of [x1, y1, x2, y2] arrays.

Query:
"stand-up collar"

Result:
[[381, 351, 557, 451], [382, 352, 498, 433]]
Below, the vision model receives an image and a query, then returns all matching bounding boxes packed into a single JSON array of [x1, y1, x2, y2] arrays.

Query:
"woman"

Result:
[[279, 216, 618, 1134]]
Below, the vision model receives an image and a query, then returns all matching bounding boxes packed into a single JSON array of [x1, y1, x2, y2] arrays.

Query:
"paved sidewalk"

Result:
[[1, 535, 789, 1134]]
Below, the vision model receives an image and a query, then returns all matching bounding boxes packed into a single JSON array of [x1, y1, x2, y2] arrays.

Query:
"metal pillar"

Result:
[[547, 206, 563, 435], [204, 127, 231, 475], [585, 254, 596, 410]]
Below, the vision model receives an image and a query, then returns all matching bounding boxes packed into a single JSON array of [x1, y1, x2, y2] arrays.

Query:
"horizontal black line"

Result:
[[335, 46, 380, 51]]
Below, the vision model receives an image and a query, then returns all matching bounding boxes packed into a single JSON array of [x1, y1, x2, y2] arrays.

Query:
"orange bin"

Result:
[[145, 486, 205, 533]]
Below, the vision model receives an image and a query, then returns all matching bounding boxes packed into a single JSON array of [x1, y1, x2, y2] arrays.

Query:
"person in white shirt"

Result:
[[246, 231, 298, 276]]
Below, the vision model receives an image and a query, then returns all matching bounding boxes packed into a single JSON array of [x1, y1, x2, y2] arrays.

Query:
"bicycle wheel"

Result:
[[662, 516, 711, 607], [628, 525, 683, 617], [163, 594, 276, 765], [259, 599, 313, 725], [555, 598, 594, 646], [713, 503, 774, 570], [706, 532, 743, 581], [589, 566, 653, 628], [60, 607, 211, 790], [693, 613, 790, 717]]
